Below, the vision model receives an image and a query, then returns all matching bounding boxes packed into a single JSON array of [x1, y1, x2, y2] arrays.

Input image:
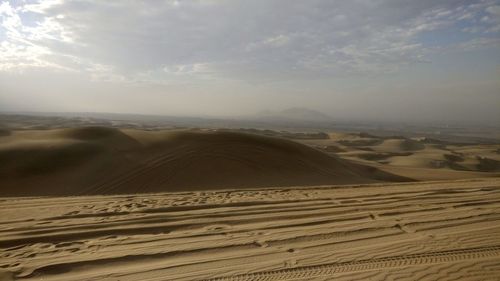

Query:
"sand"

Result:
[[1, 126, 500, 280], [0, 128, 408, 196], [300, 132, 500, 181], [2, 128, 499, 197], [1, 178, 500, 280]]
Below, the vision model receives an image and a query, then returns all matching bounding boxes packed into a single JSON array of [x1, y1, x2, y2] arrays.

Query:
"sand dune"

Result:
[[0, 128, 407, 196], [300, 132, 500, 181], [1, 178, 500, 280], [2, 128, 498, 196], [0, 129, 10, 137], [1, 126, 499, 280], [372, 138, 425, 152]]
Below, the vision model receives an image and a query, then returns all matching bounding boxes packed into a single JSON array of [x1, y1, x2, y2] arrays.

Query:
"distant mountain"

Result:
[[257, 107, 333, 123]]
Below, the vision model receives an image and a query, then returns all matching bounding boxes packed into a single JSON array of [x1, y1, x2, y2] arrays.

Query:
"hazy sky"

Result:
[[1, 0, 499, 125]]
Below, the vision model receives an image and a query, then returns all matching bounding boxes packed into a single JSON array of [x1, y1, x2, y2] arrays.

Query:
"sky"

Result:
[[0, 0, 499, 125]]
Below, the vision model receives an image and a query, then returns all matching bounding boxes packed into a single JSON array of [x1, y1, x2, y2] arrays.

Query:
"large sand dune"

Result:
[[1, 178, 500, 280], [0, 128, 407, 196]]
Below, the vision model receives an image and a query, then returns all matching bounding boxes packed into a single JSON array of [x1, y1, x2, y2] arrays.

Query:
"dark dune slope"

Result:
[[0, 128, 410, 196]]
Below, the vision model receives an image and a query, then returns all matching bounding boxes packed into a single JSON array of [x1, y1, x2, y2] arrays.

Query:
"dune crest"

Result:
[[0, 128, 407, 196]]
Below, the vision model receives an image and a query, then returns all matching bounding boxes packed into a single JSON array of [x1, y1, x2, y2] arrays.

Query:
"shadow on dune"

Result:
[[0, 128, 11, 137], [0, 127, 412, 196]]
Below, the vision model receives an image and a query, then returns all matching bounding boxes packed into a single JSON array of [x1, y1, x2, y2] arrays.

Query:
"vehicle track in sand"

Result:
[[2, 178, 500, 280], [205, 246, 500, 281]]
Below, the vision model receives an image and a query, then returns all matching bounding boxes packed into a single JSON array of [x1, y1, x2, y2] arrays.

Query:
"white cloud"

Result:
[[259, 35, 290, 48], [21, 0, 64, 14], [486, 5, 500, 15], [163, 63, 211, 76], [0, 1, 73, 72], [456, 37, 500, 51], [0, 0, 499, 82]]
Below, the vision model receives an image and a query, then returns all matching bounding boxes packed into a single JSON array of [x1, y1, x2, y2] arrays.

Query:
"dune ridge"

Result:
[[300, 132, 500, 181], [0, 127, 408, 196]]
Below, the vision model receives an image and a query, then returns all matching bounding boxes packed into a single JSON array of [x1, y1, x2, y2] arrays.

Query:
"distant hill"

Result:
[[257, 107, 333, 123]]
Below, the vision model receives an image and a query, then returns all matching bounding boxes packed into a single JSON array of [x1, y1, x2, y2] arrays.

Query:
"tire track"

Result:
[[83, 150, 181, 195], [205, 245, 500, 281], [2, 179, 500, 281]]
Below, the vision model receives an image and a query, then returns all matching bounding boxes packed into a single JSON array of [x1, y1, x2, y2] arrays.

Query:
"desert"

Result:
[[1, 114, 500, 280], [2, 178, 500, 280], [2, 0, 500, 280], [1, 122, 499, 197]]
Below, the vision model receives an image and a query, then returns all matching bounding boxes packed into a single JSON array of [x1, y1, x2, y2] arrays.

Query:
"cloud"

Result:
[[486, 5, 500, 15], [0, 0, 499, 82], [456, 37, 500, 51], [0, 1, 72, 71], [246, 35, 291, 51]]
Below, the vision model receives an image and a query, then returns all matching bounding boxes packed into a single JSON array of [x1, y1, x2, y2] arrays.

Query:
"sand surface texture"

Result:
[[0, 128, 407, 196], [2, 178, 500, 280]]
